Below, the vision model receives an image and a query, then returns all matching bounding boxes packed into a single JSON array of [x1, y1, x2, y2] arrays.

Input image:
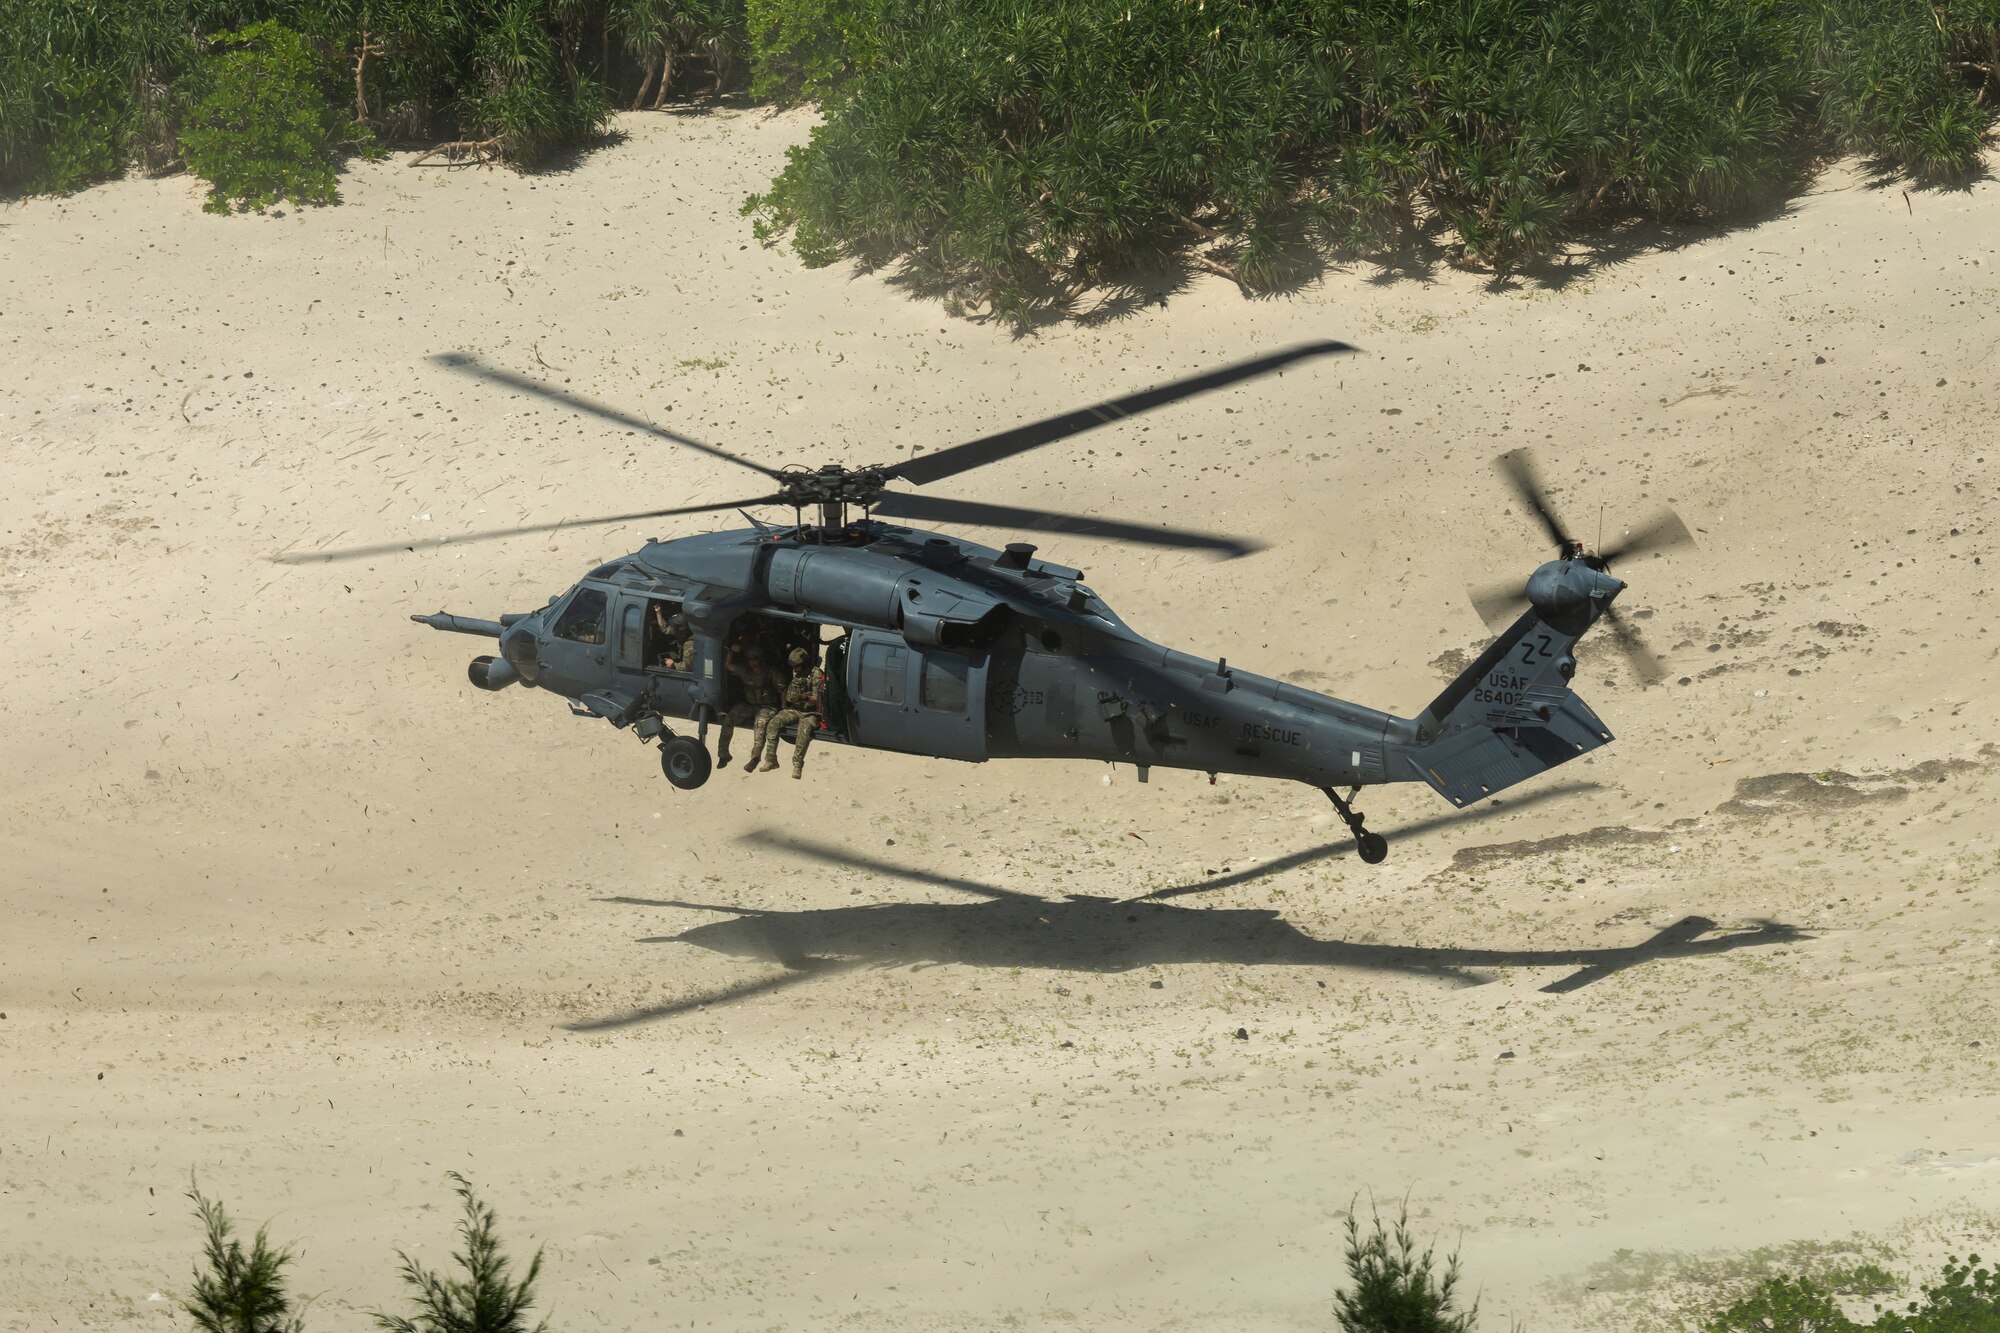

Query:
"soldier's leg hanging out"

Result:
[[760, 709, 802, 771], [745, 707, 777, 771], [789, 718, 816, 779]]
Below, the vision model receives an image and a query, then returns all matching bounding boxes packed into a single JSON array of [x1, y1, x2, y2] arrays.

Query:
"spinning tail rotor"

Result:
[[1468, 447, 1694, 684]]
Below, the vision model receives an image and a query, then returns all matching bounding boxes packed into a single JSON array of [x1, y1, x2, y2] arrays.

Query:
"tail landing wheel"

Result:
[[1324, 786, 1387, 864]]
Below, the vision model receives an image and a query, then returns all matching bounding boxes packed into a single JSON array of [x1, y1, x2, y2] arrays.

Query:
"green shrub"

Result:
[[1333, 1200, 1479, 1333], [1877, 1254, 2000, 1332], [0, 1, 198, 194], [450, 2, 613, 164], [1706, 1253, 2000, 1332], [1704, 1274, 1860, 1332], [180, 22, 359, 214], [181, 1180, 307, 1333], [373, 1172, 549, 1333], [746, 0, 890, 104]]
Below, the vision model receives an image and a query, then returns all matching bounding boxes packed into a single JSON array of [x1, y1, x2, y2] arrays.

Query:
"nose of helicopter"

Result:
[[1525, 558, 1625, 625], [500, 622, 541, 684]]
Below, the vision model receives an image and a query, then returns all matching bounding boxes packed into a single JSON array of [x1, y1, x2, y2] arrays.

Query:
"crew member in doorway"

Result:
[[734, 644, 784, 773], [715, 633, 773, 767], [760, 646, 823, 779]]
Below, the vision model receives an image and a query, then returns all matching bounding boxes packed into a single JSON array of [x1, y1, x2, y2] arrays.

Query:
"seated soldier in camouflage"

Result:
[[744, 644, 788, 768], [758, 645, 823, 779], [716, 639, 777, 768], [651, 602, 694, 671]]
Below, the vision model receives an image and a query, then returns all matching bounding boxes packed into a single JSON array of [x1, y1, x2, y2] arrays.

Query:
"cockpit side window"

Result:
[[552, 587, 608, 645]]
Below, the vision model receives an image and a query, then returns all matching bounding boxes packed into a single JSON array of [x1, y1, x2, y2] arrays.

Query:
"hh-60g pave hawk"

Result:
[[280, 342, 1692, 864]]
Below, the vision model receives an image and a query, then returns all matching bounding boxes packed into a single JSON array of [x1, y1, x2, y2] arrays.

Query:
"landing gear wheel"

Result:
[[1323, 785, 1387, 865], [660, 736, 712, 789]]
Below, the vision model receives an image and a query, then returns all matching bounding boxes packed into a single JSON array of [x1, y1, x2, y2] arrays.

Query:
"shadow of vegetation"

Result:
[[651, 92, 757, 117], [404, 127, 630, 177], [1853, 151, 1993, 194], [1488, 202, 1802, 293], [821, 188, 1830, 327]]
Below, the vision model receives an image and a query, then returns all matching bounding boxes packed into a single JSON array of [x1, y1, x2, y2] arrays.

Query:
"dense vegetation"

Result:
[[0, 0, 731, 200], [3, 0, 1996, 312], [747, 0, 2000, 320]]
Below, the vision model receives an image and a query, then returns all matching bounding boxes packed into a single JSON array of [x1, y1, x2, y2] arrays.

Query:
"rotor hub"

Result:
[[774, 464, 894, 510]]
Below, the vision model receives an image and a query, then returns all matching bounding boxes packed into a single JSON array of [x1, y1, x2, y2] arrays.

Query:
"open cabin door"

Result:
[[844, 630, 987, 762]]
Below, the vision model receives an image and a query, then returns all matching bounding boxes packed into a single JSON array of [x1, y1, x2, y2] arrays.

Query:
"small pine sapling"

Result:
[[181, 1179, 308, 1333], [374, 1172, 549, 1333], [1334, 1198, 1479, 1333]]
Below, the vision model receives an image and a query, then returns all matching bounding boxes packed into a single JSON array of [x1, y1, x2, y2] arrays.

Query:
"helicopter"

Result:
[[279, 341, 1692, 865]]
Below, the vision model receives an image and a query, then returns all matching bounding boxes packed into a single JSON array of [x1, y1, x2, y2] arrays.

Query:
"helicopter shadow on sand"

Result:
[[568, 783, 1808, 1030]]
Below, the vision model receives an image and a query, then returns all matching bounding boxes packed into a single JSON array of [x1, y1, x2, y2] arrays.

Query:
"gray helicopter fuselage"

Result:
[[471, 523, 1423, 789], [423, 519, 1621, 813]]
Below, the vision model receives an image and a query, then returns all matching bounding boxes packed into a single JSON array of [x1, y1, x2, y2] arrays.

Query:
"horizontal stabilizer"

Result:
[[1407, 692, 1613, 807]]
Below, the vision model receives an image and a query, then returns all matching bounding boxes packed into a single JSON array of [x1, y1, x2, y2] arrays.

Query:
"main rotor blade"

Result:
[[1599, 508, 1695, 565], [890, 341, 1355, 487], [271, 494, 783, 563], [872, 492, 1262, 558], [1494, 448, 1571, 552], [428, 352, 782, 480], [1600, 604, 1666, 685]]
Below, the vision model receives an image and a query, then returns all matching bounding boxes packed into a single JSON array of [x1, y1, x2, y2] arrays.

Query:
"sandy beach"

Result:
[[3, 107, 1997, 1330]]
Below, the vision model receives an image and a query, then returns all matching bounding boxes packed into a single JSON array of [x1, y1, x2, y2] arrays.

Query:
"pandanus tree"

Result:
[[615, 0, 746, 107]]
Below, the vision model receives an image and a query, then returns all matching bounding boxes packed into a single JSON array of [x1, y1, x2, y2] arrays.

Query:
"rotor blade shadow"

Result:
[[607, 894, 1807, 999], [736, 830, 1043, 902], [1496, 447, 1570, 550], [563, 960, 852, 1031], [1135, 781, 1599, 902], [1601, 605, 1667, 686], [1537, 916, 1711, 993], [1468, 576, 1531, 633]]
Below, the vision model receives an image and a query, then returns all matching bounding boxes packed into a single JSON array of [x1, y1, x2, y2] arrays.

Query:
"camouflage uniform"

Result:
[[759, 647, 822, 778], [740, 654, 788, 771], [717, 647, 778, 767]]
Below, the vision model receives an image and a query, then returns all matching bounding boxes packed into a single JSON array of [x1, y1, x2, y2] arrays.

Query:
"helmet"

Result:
[[788, 647, 809, 666]]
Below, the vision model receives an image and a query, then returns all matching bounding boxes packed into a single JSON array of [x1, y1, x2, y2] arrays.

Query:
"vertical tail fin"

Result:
[[1403, 575, 1618, 807]]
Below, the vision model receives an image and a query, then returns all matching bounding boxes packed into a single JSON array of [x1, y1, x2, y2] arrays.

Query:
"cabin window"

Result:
[[552, 587, 607, 644], [617, 602, 645, 669], [857, 642, 907, 704], [919, 655, 968, 713]]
